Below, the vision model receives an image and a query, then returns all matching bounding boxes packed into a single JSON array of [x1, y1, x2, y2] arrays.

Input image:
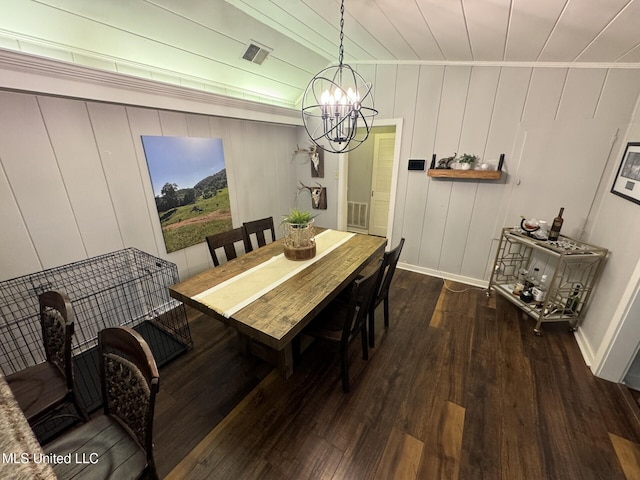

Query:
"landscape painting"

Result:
[[141, 135, 233, 253]]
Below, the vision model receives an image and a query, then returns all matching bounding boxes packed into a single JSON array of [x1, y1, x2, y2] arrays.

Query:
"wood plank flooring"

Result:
[[153, 269, 640, 479]]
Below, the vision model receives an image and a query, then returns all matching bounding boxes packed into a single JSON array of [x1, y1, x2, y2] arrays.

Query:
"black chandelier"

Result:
[[301, 0, 377, 154]]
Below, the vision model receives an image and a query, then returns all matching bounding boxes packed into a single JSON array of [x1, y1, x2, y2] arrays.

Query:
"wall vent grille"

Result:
[[242, 42, 271, 65], [347, 201, 368, 229]]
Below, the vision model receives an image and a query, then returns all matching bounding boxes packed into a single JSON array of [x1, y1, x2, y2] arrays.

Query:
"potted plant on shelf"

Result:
[[456, 153, 479, 170], [282, 208, 317, 260]]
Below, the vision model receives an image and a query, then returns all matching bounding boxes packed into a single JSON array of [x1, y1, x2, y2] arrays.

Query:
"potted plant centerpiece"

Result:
[[456, 153, 479, 170], [282, 208, 317, 260]]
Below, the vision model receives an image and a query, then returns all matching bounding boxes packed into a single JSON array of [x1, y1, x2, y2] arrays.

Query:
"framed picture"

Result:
[[611, 142, 640, 205], [141, 135, 233, 253]]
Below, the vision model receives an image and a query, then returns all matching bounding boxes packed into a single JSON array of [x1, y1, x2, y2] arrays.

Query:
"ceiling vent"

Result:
[[242, 41, 271, 65]]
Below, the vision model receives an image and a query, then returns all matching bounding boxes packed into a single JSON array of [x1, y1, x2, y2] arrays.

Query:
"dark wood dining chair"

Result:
[[206, 226, 252, 266], [45, 326, 160, 480], [303, 261, 383, 393], [6, 290, 89, 428], [368, 238, 405, 348], [243, 216, 276, 250]]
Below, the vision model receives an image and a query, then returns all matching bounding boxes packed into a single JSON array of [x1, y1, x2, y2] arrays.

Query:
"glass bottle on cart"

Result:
[[548, 208, 564, 241]]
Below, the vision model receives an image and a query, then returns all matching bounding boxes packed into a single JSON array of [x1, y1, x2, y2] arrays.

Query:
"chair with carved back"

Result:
[[303, 261, 383, 393], [206, 226, 252, 266], [6, 290, 89, 428], [45, 326, 160, 480], [243, 217, 276, 250], [368, 238, 405, 348]]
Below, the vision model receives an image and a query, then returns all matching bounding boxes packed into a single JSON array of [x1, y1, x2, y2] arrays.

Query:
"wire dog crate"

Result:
[[0, 248, 192, 419]]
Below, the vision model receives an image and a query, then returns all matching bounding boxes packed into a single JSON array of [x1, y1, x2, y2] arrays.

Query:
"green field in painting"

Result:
[[160, 188, 233, 253]]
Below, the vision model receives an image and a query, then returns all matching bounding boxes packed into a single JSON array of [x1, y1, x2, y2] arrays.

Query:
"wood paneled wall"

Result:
[[358, 64, 640, 285], [349, 63, 640, 374], [3, 55, 640, 379], [583, 115, 640, 381], [0, 91, 300, 281]]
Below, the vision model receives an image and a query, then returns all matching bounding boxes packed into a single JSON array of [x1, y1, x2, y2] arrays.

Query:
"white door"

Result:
[[369, 133, 395, 237]]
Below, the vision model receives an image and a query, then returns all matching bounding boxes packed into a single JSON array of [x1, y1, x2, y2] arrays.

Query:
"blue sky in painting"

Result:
[[141, 135, 225, 196]]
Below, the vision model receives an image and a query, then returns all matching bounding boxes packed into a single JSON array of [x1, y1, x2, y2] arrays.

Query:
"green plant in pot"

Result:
[[282, 208, 315, 227], [282, 209, 317, 260], [457, 153, 479, 170]]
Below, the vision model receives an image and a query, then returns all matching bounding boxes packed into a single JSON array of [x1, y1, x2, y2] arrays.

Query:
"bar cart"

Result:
[[487, 228, 608, 335]]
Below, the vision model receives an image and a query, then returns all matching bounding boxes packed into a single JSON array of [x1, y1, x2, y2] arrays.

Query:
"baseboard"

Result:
[[397, 262, 489, 289], [573, 327, 595, 369]]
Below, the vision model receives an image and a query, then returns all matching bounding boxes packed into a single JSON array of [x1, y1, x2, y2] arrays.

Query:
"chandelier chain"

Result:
[[338, 0, 344, 66]]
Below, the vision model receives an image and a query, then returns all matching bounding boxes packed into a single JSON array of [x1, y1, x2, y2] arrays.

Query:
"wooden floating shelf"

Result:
[[426, 153, 505, 180], [427, 169, 502, 180]]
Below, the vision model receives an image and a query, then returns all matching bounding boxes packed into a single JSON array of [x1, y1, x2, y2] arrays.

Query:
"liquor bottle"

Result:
[[532, 274, 547, 306], [548, 208, 564, 241], [519, 288, 534, 303], [565, 284, 581, 315], [512, 269, 527, 296], [525, 267, 540, 292]]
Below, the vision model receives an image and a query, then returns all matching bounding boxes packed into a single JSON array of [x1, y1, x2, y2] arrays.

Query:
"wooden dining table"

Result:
[[0, 372, 57, 480], [169, 229, 387, 378]]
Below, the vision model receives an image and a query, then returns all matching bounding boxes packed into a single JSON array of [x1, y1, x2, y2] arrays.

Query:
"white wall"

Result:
[[2, 51, 640, 381], [0, 90, 300, 282], [362, 64, 640, 284], [582, 108, 640, 382], [355, 62, 640, 371]]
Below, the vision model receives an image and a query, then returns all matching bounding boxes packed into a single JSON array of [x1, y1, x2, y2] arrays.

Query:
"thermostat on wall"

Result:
[[408, 159, 425, 171]]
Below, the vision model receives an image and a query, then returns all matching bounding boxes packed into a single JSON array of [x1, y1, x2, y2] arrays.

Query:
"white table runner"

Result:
[[194, 229, 355, 317]]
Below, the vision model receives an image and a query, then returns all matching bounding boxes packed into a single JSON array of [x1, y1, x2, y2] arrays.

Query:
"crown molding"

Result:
[[0, 48, 302, 125]]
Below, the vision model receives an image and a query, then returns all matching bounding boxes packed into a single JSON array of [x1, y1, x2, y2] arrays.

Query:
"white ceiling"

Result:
[[2, 0, 640, 108]]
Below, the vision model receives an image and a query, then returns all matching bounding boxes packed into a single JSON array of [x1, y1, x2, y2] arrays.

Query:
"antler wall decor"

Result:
[[297, 181, 327, 210], [293, 144, 324, 178]]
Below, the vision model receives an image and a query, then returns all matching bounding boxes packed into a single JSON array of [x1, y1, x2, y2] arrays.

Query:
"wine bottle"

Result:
[[548, 207, 564, 241]]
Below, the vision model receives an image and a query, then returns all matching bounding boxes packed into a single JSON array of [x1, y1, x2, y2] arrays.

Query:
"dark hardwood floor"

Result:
[[153, 269, 640, 479]]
